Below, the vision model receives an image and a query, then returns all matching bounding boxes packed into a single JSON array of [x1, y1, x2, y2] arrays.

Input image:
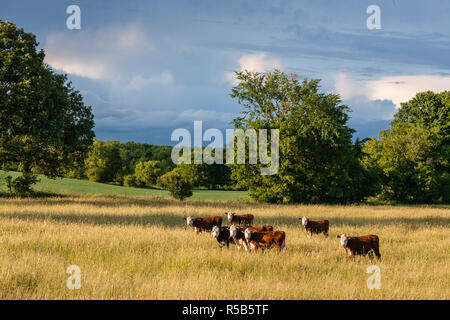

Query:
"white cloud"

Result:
[[44, 23, 154, 80], [332, 72, 368, 101], [226, 52, 283, 84], [334, 72, 450, 108], [128, 71, 174, 89], [237, 52, 283, 73], [365, 75, 450, 108]]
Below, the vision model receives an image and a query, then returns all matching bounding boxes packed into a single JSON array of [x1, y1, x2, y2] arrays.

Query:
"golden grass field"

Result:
[[0, 195, 448, 299]]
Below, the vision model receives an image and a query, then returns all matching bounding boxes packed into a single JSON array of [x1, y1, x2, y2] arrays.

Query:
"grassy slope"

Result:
[[0, 196, 448, 299], [0, 171, 248, 201]]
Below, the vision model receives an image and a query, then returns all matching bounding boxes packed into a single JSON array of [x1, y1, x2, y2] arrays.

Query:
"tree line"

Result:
[[71, 141, 232, 189], [1, 21, 448, 203]]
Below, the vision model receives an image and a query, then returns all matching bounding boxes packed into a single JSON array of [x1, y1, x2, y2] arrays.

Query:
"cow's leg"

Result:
[[307, 231, 312, 239], [232, 237, 240, 250], [241, 239, 249, 252], [374, 248, 381, 261], [324, 230, 329, 238], [346, 249, 353, 261], [276, 243, 283, 252]]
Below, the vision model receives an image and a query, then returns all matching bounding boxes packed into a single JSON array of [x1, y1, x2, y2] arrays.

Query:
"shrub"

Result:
[[123, 174, 138, 187], [158, 170, 193, 200], [5, 174, 39, 195]]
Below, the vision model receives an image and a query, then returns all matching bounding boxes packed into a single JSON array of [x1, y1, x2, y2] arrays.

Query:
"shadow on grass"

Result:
[[1, 210, 448, 230], [254, 215, 450, 229], [0, 191, 66, 199], [0, 195, 252, 209], [0, 212, 186, 228]]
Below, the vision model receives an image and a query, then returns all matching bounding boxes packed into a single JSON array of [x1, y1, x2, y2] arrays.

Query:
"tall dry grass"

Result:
[[0, 195, 448, 299]]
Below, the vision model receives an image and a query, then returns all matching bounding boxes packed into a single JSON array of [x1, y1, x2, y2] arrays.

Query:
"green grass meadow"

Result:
[[0, 171, 248, 201]]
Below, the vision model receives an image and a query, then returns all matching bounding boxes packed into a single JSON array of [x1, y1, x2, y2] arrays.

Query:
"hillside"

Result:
[[0, 171, 248, 201]]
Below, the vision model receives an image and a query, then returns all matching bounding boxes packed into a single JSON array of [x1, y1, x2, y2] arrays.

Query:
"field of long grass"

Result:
[[0, 195, 448, 299]]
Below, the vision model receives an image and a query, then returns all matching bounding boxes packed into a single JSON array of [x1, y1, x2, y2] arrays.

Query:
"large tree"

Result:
[[230, 70, 377, 203], [364, 91, 449, 203], [0, 21, 95, 193]]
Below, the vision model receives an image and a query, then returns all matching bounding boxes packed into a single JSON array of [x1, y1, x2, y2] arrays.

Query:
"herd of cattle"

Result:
[[183, 212, 381, 261]]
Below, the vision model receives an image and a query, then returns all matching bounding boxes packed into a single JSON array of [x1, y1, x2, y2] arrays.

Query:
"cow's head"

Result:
[[229, 225, 238, 238], [244, 228, 252, 242], [212, 225, 220, 238], [184, 216, 194, 227], [337, 234, 348, 247], [301, 216, 309, 226], [226, 212, 234, 222]]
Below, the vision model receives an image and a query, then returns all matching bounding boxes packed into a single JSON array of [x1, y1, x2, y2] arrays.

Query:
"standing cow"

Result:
[[228, 225, 249, 251], [337, 234, 381, 261], [300, 217, 329, 238], [184, 216, 222, 234], [244, 228, 286, 252], [225, 212, 254, 226], [212, 226, 233, 248]]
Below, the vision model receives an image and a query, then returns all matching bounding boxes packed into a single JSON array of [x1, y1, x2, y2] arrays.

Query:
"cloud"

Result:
[[237, 52, 283, 73], [365, 75, 450, 108], [128, 71, 174, 89], [333, 73, 367, 101], [332, 73, 394, 121], [44, 23, 154, 80], [83, 89, 235, 132], [226, 52, 283, 84], [333, 72, 450, 121], [286, 24, 450, 71], [95, 108, 235, 132]]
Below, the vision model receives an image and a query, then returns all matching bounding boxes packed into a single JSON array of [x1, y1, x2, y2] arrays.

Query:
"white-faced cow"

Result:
[[184, 216, 222, 234], [300, 216, 329, 238], [337, 234, 381, 261], [228, 225, 249, 251], [228, 225, 274, 251], [225, 212, 254, 226], [212, 226, 234, 249], [244, 228, 286, 252]]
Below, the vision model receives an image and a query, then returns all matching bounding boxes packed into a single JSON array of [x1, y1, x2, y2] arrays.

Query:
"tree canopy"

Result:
[[0, 20, 95, 193], [363, 91, 449, 203], [230, 70, 377, 203]]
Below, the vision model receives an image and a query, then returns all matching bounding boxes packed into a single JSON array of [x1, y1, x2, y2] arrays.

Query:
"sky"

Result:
[[1, 0, 450, 145]]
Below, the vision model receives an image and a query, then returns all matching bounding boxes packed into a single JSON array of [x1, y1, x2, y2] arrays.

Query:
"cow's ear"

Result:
[[336, 235, 340, 238], [183, 217, 186, 220]]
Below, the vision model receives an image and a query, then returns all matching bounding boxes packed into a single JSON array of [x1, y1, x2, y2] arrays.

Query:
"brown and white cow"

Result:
[[300, 217, 329, 238], [184, 216, 222, 234], [226, 212, 254, 226], [337, 234, 381, 261], [244, 228, 286, 252], [228, 225, 274, 251], [228, 225, 249, 251]]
